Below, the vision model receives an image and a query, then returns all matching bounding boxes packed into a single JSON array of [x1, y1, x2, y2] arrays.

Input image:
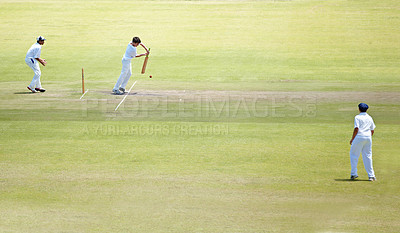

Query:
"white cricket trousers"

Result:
[[114, 59, 132, 90], [350, 136, 375, 178], [25, 58, 42, 89]]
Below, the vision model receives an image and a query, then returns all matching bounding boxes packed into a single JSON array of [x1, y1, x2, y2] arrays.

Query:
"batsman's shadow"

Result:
[[14, 92, 35, 95], [107, 92, 138, 96]]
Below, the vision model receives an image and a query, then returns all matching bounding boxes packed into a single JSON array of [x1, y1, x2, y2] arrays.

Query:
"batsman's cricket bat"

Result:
[[141, 48, 150, 74]]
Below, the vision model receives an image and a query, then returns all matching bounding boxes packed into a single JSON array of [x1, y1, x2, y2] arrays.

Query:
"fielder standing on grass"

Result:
[[112, 37, 149, 95], [26, 36, 47, 93], [349, 103, 377, 181]]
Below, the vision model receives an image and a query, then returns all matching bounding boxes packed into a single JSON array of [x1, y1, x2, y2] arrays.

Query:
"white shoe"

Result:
[[119, 87, 126, 93], [113, 89, 123, 95], [27, 86, 37, 93], [350, 175, 359, 180], [369, 177, 377, 182], [35, 87, 46, 92]]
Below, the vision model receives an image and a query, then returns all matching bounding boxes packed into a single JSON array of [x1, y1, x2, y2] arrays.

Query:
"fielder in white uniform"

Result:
[[26, 36, 47, 93], [113, 37, 149, 95], [349, 103, 376, 181]]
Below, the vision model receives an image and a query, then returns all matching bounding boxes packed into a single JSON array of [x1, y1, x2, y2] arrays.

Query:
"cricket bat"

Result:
[[141, 48, 150, 74]]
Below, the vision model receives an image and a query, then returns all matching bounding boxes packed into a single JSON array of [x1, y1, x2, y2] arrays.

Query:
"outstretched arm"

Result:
[[35, 58, 47, 66], [140, 43, 149, 54], [136, 43, 150, 57]]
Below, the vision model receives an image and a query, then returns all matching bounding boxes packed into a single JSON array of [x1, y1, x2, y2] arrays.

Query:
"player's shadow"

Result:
[[14, 92, 35, 94], [334, 178, 370, 182], [108, 92, 138, 95]]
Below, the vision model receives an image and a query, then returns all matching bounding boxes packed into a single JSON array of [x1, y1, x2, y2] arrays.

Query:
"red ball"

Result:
[[149, 75, 152, 78]]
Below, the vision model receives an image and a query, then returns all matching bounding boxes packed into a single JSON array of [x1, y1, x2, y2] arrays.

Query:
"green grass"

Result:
[[1, 0, 400, 232], [1, 121, 400, 232]]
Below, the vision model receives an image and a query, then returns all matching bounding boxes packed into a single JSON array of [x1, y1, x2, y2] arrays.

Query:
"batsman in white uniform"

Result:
[[25, 36, 47, 93], [349, 103, 376, 181], [113, 37, 149, 95]]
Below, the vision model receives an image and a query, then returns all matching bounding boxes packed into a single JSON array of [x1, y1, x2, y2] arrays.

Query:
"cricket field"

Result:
[[0, 0, 399, 232]]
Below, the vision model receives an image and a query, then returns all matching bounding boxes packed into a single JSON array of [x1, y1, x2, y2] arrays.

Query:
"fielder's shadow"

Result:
[[334, 178, 370, 182]]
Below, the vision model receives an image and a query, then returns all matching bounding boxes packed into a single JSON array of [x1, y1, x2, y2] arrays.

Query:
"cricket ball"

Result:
[[149, 75, 152, 78]]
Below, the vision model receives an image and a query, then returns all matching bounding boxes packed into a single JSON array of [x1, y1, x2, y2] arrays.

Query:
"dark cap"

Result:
[[36, 36, 46, 41], [358, 103, 369, 112]]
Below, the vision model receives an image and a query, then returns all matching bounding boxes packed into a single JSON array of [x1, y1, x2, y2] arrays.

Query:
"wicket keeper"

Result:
[[25, 36, 47, 93]]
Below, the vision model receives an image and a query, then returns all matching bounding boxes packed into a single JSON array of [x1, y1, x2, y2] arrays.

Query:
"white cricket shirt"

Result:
[[354, 112, 375, 137], [122, 43, 137, 60], [25, 43, 42, 60]]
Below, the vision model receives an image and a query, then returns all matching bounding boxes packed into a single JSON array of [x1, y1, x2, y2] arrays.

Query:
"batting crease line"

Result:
[[79, 89, 89, 100], [114, 80, 137, 111]]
